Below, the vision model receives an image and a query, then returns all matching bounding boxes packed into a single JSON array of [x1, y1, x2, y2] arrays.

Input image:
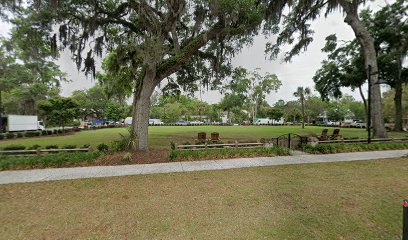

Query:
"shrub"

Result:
[[0, 134, 4, 140], [28, 144, 41, 150], [170, 141, 176, 150], [25, 131, 41, 137], [47, 130, 53, 135], [41, 130, 47, 136], [63, 144, 77, 149], [2, 145, 26, 150], [111, 128, 133, 152], [82, 144, 91, 149], [16, 132, 23, 138], [53, 129, 58, 134], [122, 152, 132, 162], [6, 133, 15, 139], [97, 143, 109, 152], [169, 150, 178, 161], [58, 129, 63, 134], [45, 145, 59, 149]]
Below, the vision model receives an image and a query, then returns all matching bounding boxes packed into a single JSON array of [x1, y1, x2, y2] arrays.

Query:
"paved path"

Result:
[[0, 150, 407, 185]]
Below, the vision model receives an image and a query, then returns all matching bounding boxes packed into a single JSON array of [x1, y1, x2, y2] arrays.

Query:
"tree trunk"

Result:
[[254, 103, 258, 123], [394, 82, 403, 131], [301, 95, 305, 129], [131, 70, 158, 151], [340, 2, 386, 138], [358, 85, 368, 120], [0, 89, 3, 133]]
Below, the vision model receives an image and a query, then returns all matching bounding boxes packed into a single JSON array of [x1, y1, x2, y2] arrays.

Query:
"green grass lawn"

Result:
[[1, 158, 407, 239], [1, 126, 407, 150]]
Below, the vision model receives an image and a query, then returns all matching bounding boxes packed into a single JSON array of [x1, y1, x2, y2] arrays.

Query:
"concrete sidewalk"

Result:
[[0, 150, 407, 184]]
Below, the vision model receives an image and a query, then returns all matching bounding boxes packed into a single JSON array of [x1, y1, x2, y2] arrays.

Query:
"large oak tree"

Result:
[[28, 0, 278, 151]]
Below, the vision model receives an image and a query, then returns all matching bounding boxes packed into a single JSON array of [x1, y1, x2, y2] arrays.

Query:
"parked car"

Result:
[[324, 121, 340, 126], [241, 121, 251, 126], [190, 120, 204, 125], [149, 119, 164, 125], [176, 120, 188, 126], [351, 120, 366, 128]]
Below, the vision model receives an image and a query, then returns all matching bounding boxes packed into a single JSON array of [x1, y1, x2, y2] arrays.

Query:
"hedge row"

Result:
[[0, 151, 102, 170], [1, 144, 91, 151], [169, 146, 290, 161], [301, 142, 408, 154], [0, 129, 73, 140]]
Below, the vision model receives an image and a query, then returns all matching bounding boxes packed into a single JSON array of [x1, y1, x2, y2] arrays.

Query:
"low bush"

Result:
[[82, 144, 91, 149], [302, 142, 408, 154], [53, 129, 58, 135], [63, 144, 77, 149], [28, 144, 41, 150], [169, 146, 290, 161], [0, 134, 4, 140], [2, 145, 26, 150], [0, 151, 103, 170], [6, 133, 15, 139], [97, 143, 109, 152], [47, 130, 53, 135], [41, 130, 47, 136], [170, 141, 176, 150], [110, 129, 133, 152], [45, 145, 59, 149], [57, 129, 63, 134], [25, 131, 41, 137], [16, 132, 24, 138], [122, 152, 132, 162]]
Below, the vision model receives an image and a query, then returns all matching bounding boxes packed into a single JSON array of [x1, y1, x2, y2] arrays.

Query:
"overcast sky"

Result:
[[0, 1, 391, 105]]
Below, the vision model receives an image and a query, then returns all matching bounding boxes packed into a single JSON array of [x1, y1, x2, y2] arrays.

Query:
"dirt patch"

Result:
[[91, 149, 268, 165]]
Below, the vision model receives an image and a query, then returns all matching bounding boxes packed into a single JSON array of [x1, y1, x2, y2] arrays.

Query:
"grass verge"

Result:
[[169, 146, 290, 161], [0, 158, 407, 239], [0, 152, 103, 170], [302, 142, 408, 154]]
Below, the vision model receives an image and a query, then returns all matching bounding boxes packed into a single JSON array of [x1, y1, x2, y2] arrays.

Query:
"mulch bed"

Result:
[[93, 150, 170, 165]]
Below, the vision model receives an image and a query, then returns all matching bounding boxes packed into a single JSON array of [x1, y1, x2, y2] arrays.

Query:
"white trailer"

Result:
[[7, 115, 45, 132]]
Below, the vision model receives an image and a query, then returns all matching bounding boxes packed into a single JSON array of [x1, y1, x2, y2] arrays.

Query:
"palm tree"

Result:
[[293, 87, 311, 129]]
